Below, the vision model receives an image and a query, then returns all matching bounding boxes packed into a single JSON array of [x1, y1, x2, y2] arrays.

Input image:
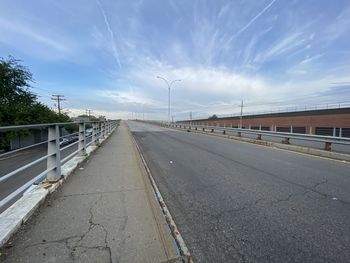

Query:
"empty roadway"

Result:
[[0, 137, 91, 212], [128, 121, 350, 263]]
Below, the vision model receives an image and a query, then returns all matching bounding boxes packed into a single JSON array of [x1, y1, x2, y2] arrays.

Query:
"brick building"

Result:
[[184, 107, 350, 137]]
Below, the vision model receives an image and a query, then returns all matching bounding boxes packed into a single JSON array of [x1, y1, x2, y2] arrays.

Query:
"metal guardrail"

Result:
[[170, 123, 350, 151], [0, 120, 119, 210], [181, 102, 350, 121]]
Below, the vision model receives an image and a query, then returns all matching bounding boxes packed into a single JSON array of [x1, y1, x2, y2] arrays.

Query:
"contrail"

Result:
[[232, 0, 278, 39], [95, 0, 122, 69]]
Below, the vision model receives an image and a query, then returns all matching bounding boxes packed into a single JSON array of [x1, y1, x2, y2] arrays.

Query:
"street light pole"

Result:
[[156, 76, 181, 124]]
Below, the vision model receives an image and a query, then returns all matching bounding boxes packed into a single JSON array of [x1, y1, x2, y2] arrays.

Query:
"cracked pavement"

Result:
[[1, 122, 180, 263], [129, 121, 350, 263]]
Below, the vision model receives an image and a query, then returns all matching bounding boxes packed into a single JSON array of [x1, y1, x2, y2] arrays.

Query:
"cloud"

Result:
[[0, 17, 72, 58], [98, 90, 160, 106], [2, 0, 350, 120], [231, 0, 278, 38], [95, 0, 122, 69]]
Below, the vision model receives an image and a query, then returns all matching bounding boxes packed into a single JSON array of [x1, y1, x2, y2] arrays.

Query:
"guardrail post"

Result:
[[211, 128, 214, 133], [104, 121, 108, 136], [282, 137, 290, 144], [47, 125, 61, 181], [79, 122, 87, 156], [257, 134, 261, 140], [98, 122, 102, 140], [92, 122, 99, 146], [101, 121, 105, 138], [202, 127, 205, 132], [223, 130, 226, 135], [325, 142, 332, 151]]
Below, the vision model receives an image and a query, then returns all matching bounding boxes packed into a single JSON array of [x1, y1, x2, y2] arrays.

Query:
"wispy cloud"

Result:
[[0, 17, 71, 58], [232, 0, 278, 38], [1, 0, 350, 119], [95, 0, 122, 69]]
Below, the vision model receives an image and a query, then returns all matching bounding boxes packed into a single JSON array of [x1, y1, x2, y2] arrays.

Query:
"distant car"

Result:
[[59, 138, 70, 147], [85, 128, 93, 137], [70, 135, 79, 142]]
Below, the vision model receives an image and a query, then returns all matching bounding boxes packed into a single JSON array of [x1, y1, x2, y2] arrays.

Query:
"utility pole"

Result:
[[51, 95, 66, 115], [190, 111, 192, 126], [85, 109, 93, 120], [240, 100, 243, 128]]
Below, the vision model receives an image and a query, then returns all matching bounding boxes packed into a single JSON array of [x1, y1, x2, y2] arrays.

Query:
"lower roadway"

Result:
[[0, 137, 91, 212], [128, 121, 350, 263]]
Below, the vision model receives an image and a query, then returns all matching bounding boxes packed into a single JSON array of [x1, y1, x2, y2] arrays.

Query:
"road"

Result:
[[0, 138, 91, 212], [128, 121, 350, 263]]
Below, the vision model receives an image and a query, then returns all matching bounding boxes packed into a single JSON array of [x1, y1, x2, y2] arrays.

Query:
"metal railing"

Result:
[[171, 123, 350, 152], [180, 102, 350, 121], [0, 120, 119, 210]]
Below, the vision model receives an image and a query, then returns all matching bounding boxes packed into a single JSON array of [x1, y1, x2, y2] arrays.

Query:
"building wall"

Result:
[[10, 129, 48, 150], [185, 108, 350, 137]]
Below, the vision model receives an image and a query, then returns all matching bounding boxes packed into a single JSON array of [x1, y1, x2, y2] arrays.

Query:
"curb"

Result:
[[0, 127, 118, 248], [129, 131, 193, 263]]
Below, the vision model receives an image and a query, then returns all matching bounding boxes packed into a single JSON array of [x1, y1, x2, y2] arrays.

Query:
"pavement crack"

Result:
[[271, 193, 294, 204], [58, 188, 144, 198], [311, 179, 328, 190], [25, 194, 113, 262], [85, 194, 113, 263], [159, 131, 350, 206]]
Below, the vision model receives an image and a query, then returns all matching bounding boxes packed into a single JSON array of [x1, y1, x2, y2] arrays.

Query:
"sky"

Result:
[[1, 0, 350, 120]]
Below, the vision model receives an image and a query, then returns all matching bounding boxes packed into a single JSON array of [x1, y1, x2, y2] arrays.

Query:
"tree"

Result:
[[77, 114, 99, 121], [0, 57, 70, 150], [208, 114, 218, 120]]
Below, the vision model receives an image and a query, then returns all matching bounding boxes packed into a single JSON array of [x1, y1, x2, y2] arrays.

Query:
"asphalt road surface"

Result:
[[128, 121, 350, 263], [0, 138, 91, 212]]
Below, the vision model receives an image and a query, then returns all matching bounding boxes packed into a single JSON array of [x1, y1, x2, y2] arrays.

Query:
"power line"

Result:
[[51, 94, 66, 115]]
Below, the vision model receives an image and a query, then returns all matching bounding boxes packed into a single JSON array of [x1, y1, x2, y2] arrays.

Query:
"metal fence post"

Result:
[[325, 142, 332, 151], [92, 122, 99, 145], [47, 125, 61, 181], [79, 122, 86, 155], [97, 122, 101, 141], [282, 137, 290, 144], [101, 121, 105, 138]]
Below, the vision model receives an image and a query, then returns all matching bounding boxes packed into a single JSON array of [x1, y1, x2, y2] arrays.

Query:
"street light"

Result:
[[156, 76, 181, 124]]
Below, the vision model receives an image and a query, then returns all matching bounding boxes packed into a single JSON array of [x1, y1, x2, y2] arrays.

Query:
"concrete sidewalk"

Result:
[[0, 122, 180, 263]]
